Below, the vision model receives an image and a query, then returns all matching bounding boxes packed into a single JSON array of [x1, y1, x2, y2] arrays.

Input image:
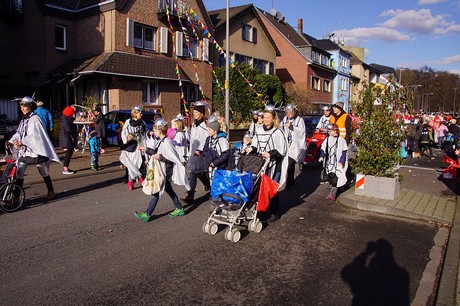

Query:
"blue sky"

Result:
[[203, 0, 460, 74]]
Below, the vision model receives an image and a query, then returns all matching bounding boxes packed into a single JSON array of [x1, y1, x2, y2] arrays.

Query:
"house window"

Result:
[[142, 81, 159, 105], [182, 36, 198, 58], [323, 80, 331, 92], [55, 25, 67, 50], [242, 24, 257, 43], [269, 62, 274, 75], [321, 54, 329, 67], [186, 85, 198, 104], [134, 23, 156, 50], [312, 51, 320, 63], [340, 78, 348, 91], [254, 58, 268, 74], [234, 53, 250, 65], [312, 76, 321, 90]]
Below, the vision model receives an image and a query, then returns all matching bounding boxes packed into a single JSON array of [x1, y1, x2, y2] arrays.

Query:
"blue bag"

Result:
[[211, 170, 253, 204]]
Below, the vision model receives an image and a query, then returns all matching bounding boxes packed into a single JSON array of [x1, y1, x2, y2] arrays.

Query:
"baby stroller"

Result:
[[202, 154, 270, 243], [304, 131, 327, 165]]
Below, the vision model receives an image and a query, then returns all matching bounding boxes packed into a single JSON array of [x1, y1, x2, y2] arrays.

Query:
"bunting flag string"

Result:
[[166, 3, 188, 113], [188, 7, 265, 106], [172, 4, 206, 102]]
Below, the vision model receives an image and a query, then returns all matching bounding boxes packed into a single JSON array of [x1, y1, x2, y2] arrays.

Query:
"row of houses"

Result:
[[0, 0, 397, 122]]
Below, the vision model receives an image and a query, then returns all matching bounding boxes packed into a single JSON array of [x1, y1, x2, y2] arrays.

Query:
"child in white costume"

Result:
[[319, 124, 348, 201]]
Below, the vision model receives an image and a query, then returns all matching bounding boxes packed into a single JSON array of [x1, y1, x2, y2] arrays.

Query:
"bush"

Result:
[[352, 81, 410, 177]]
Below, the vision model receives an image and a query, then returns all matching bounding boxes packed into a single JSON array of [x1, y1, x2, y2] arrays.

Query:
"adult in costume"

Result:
[[121, 106, 148, 182], [59, 106, 78, 174], [182, 101, 211, 204], [8, 97, 60, 200], [281, 104, 306, 189], [248, 104, 287, 222], [330, 102, 352, 144]]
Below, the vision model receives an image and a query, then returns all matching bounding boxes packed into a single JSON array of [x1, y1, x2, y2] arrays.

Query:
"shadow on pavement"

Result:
[[21, 177, 124, 210], [278, 167, 322, 217], [341, 239, 411, 306]]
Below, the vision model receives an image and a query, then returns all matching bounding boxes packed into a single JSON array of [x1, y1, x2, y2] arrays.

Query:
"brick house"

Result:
[[256, 9, 335, 112], [208, 4, 280, 75], [0, 0, 215, 123]]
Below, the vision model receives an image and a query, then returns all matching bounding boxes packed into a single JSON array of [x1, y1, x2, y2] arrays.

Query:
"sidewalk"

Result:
[[337, 163, 459, 305]]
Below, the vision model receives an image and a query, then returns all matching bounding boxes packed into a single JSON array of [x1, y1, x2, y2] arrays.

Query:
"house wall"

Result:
[[308, 66, 333, 104], [214, 11, 277, 67], [0, 0, 47, 85]]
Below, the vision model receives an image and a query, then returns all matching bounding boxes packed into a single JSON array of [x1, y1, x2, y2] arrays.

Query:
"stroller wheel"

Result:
[[202, 222, 210, 234], [224, 228, 232, 241], [253, 220, 263, 233], [209, 222, 218, 236], [230, 228, 241, 243]]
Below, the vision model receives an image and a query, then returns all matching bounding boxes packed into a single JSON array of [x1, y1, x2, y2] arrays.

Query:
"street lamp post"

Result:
[[422, 93, 433, 113], [399, 67, 407, 87], [225, 0, 230, 139], [408, 84, 421, 111], [454, 87, 459, 115]]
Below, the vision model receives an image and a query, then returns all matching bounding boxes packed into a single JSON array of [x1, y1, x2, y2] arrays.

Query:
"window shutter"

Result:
[[160, 27, 168, 54], [126, 18, 134, 47], [202, 38, 209, 62], [175, 31, 183, 56]]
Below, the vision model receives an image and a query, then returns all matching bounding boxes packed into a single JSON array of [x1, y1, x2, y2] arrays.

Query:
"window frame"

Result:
[[323, 79, 331, 92], [133, 23, 157, 50], [55, 24, 67, 51], [142, 80, 160, 105], [311, 76, 321, 91]]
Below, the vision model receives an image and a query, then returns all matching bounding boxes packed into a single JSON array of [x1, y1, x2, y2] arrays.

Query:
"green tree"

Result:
[[352, 80, 411, 177], [212, 63, 284, 125]]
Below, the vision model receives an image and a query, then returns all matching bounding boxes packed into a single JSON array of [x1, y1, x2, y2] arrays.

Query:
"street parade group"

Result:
[[6, 96, 460, 224]]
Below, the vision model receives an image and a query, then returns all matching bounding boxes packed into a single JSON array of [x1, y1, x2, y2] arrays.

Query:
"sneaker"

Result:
[[62, 169, 75, 175], [46, 191, 56, 200], [326, 194, 336, 201], [91, 165, 97, 171], [134, 211, 150, 222], [169, 208, 185, 217], [100, 149, 105, 154]]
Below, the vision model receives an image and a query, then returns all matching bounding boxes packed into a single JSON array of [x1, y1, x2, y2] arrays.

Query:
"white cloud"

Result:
[[418, 0, 449, 4], [334, 27, 410, 46], [440, 54, 460, 64], [380, 9, 460, 34]]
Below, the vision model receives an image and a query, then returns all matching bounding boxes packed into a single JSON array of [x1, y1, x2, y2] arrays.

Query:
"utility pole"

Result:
[[225, 0, 230, 140]]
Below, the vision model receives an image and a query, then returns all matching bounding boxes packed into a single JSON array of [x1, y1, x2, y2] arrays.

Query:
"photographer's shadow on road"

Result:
[[341, 239, 410, 306]]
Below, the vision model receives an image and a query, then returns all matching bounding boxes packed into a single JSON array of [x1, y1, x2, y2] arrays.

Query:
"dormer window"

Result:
[[55, 25, 67, 51]]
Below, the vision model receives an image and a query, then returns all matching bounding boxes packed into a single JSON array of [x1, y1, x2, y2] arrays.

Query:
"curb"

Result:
[[336, 188, 448, 224], [435, 196, 460, 305]]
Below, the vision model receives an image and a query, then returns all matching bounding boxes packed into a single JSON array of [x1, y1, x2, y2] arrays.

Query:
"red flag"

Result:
[[257, 174, 279, 212]]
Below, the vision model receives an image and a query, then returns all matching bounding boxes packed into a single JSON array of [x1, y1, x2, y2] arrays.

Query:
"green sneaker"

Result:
[[134, 211, 150, 222], [169, 208, 185, 217]]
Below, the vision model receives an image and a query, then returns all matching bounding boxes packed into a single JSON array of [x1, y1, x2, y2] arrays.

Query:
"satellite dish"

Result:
[[269, 8, 277, 16], [275, 11, 284, 20]]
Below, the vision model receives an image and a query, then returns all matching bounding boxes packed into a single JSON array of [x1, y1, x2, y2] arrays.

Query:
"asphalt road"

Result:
[[0, 165, 439, 305]]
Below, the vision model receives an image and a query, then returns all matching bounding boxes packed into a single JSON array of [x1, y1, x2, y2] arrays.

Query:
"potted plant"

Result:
[[352, 80, 411, 200]]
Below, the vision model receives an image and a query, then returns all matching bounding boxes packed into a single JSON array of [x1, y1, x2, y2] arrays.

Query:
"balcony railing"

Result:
[[158, 0, 188, 17]]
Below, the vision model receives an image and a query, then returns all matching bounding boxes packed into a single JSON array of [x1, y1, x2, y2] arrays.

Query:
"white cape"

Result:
[[119, 150, 142, 180], [320, 135, 348, 187], [9, 114, 60, 163], [157, 137, 190, 191]]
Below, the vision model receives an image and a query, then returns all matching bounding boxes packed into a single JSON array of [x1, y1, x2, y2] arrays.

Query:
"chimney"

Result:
[[297, 18, 303, 34]]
